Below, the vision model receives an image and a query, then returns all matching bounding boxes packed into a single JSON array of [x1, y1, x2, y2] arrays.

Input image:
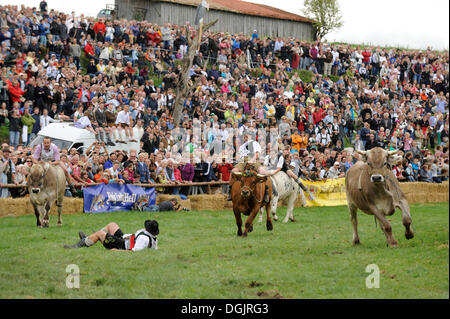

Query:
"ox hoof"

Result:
[[266, 221, 273, 231], [237, 230, 242, 237], [388, 240, 399, 248], [405, 230, 414, 240], [242, 232, 248, 238], [57, 223, 63, 227], [289, 217, 295, 222], [273, 215, 279, 221], [352, 238, 361, 245], [248, 225, 253, 233]]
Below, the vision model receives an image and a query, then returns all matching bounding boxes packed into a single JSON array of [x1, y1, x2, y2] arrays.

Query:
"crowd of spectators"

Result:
[[0, 1, 449, 198]]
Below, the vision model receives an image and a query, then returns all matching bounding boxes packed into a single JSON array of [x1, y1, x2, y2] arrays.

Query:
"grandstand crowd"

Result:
[[0, 1, 448, 198]]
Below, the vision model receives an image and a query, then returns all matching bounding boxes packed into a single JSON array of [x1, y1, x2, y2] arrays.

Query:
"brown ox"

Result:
[[231, 163, 273, 237], [345, 147, 414, 247], [28, 162, 66, 227]]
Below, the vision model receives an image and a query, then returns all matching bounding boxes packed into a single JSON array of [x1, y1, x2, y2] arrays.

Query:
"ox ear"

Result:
[[233, 172, 242, 182], [388, 154, 403, 166]]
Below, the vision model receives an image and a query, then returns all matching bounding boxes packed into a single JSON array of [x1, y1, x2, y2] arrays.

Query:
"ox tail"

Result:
[[374, 216, 378, 229], [270, 176, 278, 197]]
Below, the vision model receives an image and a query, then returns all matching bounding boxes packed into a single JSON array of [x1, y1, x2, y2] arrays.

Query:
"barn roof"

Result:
[[158, 0, 314, 23]]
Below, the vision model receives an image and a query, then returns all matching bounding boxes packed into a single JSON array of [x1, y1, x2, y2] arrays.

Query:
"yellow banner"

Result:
[[300, 178, 348, 207]]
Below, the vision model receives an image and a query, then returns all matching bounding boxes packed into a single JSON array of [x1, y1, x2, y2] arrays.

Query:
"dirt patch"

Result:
[[248, 281, 263, 288], [256, 289, 284, 299]]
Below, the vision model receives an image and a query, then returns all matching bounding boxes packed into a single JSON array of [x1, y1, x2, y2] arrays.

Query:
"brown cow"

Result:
[[345, 147, 414, 247], [231, 163, 273, 237]]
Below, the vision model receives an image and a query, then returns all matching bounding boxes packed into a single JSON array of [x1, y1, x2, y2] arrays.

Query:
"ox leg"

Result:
[[398, 199, 414, 240], [284, 194, 296, 223], [233, 208, 243, 237], [34, 206, 42, 227], [271, 197, 279, 221], [257, 208, 263, 223], [243, 207, 260, 237], [265, 202, 273, 231], [56, 202, 63, 226], [375, 213, 398, 247], [349, 203, 360, 245], [42, 202, 50, 228]]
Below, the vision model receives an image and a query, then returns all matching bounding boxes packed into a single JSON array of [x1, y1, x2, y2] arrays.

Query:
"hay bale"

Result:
[[400, 182, 449, 204], [0, 198, 32, 217], [189, 194, 225, 211]]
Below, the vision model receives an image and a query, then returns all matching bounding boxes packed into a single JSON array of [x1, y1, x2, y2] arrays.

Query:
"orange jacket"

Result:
[[291, 134, 302, 152], [299, 135, 308, 150]]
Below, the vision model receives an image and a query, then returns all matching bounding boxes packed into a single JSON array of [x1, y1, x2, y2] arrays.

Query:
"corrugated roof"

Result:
[[159, 0, 314, 23]]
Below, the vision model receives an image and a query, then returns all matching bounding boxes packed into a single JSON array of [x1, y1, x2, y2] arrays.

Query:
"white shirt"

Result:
[[133, 125, 144, 141], [115, 110, 130, 125], [238, 140, 261, 160], [123, 229, 158, 251], [316, 132, 331, 145], [40, 115, 58, 128]]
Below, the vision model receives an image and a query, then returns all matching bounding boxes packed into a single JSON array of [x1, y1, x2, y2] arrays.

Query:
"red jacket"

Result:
[[84, 42, 94, 56], [7, 80, 24, 103], [362, 51, 371, 63], [312, 108, 325, 125], [174, 168, 182, 182], [93, 22, 106, 35]]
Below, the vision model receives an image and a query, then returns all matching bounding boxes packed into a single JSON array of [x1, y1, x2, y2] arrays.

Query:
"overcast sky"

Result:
[[3, 0, 449, 50]]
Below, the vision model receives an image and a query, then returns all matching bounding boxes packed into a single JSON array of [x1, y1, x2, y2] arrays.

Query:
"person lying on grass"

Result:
[[134, 198, 190, 212], [64, 220, 158, 251]]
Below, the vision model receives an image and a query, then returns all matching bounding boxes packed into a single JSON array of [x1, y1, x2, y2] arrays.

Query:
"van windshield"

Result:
[[29, 136, 73, 152]]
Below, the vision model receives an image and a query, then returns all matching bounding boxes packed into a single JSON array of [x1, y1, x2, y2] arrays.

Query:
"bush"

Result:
[[296, 69, 314, 83], [0, 123, 9, 143]]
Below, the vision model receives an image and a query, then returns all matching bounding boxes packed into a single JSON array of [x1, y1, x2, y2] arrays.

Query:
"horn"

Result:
[[387, 150, 400, 155], [256, 174, 265, 178], [233, 172, 242, 176], [355, 150, 367, 156]]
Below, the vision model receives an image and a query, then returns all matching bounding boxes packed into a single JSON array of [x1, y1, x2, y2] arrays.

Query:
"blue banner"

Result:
[[83, 183, 156, 213]]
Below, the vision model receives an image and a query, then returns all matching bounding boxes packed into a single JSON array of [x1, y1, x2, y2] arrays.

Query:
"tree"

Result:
[[302, 0, 344, 40], [171, 19, 217, 125]]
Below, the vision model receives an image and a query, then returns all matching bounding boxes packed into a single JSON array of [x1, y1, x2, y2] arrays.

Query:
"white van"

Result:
[[29, 123, 140, 155]]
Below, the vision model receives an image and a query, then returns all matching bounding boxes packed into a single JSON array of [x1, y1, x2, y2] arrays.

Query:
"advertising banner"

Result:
[[83, 183, 156, 213], [301, 178, 348, 207]]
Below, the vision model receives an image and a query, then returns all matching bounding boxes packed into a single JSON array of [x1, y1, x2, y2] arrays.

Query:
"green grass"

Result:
[[0, 124, 8, 143], [0, 203, 448, 299]]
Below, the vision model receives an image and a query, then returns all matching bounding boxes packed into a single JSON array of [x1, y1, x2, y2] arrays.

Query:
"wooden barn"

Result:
[[114, 0, 316, 40]]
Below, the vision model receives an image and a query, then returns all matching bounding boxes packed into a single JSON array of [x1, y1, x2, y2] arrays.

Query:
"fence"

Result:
[[0, 181, 230, 194]]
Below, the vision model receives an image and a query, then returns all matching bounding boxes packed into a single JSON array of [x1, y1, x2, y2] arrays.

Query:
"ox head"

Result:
[[356, 147, 402, 184], [28, 164, 46, 194], [233, 163, 267, 198]]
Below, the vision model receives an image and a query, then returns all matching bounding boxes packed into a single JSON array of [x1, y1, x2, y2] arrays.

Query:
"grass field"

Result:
[[0, 203, 448, 299]]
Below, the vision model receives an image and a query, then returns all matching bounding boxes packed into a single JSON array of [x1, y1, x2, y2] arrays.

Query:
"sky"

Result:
[[3, 0, 449, 50]]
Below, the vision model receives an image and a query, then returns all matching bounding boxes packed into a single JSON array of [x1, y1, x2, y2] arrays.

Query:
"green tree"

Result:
[[302, 0, 344, 40]]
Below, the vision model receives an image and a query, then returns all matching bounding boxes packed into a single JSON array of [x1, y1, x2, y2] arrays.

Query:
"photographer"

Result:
[[134, 198, 189, 212]]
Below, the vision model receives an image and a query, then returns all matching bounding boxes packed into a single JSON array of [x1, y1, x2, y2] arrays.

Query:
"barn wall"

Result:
[[114, 0, 315, 40]]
